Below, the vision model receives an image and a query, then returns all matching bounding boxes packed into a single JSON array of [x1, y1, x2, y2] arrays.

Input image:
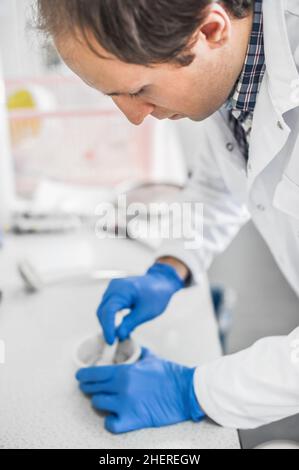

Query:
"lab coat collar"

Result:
[[263, 0, 299, 115]]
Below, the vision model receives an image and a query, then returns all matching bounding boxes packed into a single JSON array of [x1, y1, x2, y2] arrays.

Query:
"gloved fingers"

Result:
[[100, 278, 131, 303], [105, 413, 147, 434], [104, 414, 122, 434], [92, 394, 120, 414], [97, 298, 128, 345], [76, 365, 119, 384], [140, 346, 156, 361], [115, 307, 143, 341], [79, 380, 118, 395], [104, 414, 133, 434]]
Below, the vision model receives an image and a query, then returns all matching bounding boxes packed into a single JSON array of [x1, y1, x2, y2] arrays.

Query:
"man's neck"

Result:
[[231, 7, 255, 85]]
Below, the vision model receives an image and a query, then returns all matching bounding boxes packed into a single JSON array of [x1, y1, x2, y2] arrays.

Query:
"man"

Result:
[[37, 0, 299, 434]]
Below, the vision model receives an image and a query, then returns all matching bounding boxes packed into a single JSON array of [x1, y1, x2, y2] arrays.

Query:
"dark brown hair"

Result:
[[36, 0, 253, 66]]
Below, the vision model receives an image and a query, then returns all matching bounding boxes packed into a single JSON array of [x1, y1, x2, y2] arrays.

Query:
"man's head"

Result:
[[36, 0, 253, 124]]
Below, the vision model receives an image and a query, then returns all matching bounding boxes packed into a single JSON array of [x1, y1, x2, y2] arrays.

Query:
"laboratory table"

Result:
[[0, 233, 240, 449]]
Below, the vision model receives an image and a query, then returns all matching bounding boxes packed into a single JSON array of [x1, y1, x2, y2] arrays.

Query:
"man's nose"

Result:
[[112, 96, 155, 125]]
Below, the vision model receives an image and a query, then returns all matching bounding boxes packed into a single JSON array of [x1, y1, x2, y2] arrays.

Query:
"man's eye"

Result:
[[129, 89, 144, 99]]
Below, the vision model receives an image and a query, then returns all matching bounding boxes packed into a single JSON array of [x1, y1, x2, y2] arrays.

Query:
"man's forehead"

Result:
[[56, 40, 149, 96], [55, 33, 178, 97], [55, 29, 113, 60]]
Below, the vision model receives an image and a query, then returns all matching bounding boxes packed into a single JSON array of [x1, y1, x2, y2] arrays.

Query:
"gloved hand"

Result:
[[97, 263, 185, 345], [76, 347, 205, 434]]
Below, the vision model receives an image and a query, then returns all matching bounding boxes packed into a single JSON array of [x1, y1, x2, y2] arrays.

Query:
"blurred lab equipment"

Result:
[[117, 181, 184, 216], [18, 258, 141, 293], [96, 180, 184, 250], [12, 210, 82, 235], [12, 180, 183, 226], [11, 180, 183, 257]]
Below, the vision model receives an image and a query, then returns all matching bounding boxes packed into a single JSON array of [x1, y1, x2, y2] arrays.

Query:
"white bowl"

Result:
[[74, 333, 141, 368]]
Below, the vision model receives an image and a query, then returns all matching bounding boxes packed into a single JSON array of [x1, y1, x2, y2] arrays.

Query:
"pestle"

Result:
[[94, 309, 129, 365]]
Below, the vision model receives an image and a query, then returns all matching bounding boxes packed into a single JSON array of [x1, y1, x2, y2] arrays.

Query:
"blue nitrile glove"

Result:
[[97, 263, 184, 345], [76, 347, 205, 434]]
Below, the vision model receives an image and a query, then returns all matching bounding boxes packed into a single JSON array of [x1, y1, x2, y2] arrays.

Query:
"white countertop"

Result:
[[0, 233, 240, 449]]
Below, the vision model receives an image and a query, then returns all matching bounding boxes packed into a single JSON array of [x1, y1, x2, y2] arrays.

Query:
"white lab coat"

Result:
[[155, 0, 299, 429]]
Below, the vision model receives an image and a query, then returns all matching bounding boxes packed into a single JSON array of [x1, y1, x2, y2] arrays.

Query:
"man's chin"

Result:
[[189, 109, 218, 122], [168, 110, 216, 122], [168, 114, 185, 120]]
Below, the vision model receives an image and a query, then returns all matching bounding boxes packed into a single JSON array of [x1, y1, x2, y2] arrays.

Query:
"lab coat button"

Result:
[[277, 121, 284, 130], [226, 142, 234, 152]]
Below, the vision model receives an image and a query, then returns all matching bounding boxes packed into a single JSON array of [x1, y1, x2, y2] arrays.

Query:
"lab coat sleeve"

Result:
[[154, 117, 250, 286], [194, 326, 299, 429]]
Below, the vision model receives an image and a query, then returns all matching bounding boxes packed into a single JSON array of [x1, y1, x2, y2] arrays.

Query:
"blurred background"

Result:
[[0, 0, 188, 212], [1, 0, 298, 448]]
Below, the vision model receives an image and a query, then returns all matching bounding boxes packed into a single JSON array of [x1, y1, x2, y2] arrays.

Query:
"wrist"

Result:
[[147, 262, 184, 291], [187, 367, 206, 422], [156, 256, 190, 285]]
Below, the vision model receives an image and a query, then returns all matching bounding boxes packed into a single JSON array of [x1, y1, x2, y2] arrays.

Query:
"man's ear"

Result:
[[198, 3, 232, 48]]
